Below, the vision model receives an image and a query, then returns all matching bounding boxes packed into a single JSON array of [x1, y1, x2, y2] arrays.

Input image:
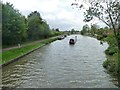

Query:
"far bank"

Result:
[[1, 36, 63, 67]]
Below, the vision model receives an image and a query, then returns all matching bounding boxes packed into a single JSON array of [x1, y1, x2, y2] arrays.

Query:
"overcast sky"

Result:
[[2, 0, 106, 31]]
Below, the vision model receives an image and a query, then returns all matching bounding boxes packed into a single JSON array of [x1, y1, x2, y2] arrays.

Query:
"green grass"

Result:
[[1, 37, 57, 65], [102, 34, 118, 55], [105, 45, 118, 55], [102, 34, 117, 45], [103, 53, 118, 76], [102, 34, 119, 77], [0, 53, 2, 64]]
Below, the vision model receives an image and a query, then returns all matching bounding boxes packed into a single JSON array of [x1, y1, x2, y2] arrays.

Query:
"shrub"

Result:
[[97, 35, 103, 40], [105, 45, 118, 55]]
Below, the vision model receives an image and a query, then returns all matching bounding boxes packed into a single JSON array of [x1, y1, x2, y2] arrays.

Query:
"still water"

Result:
[[2, 35, 117, 88]]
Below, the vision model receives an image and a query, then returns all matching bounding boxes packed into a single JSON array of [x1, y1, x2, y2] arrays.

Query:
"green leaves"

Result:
[[27, 11, 51, 40], [2, 2, 62, 46], [81, 24, 90, 35], [2, 3, 27, 45], [78, 0, 120, 46]]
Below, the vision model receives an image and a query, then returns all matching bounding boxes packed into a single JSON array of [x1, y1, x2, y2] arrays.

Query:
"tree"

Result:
[[72, 0, 120, 85], [27, 11, 43, 40], [71, 29, 75, 34], [90, 24, 99, 35], [27, 11, 52, 40], [81, 24, 89, 35], [2, 2, 27, 45], [42, 21, 51, 38], [2, 2, 60, 47], [0, 2, 2, 47]]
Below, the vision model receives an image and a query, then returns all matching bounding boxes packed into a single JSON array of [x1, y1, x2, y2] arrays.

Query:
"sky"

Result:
[[2, 0, 106, 31]]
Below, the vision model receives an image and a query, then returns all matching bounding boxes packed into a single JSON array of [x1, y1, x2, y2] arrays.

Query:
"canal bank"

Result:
[[102, 35, 119, 86], [2, 37, 59, 67], [81, 33, 119, 86], [2, 35, 118, 88]]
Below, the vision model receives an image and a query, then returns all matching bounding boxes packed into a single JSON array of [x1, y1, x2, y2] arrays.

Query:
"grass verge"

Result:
[[103, 53, 118, 76], [102, 34, 118, 77], [1, 37, 57, 65], [83, 34, 118, 78]]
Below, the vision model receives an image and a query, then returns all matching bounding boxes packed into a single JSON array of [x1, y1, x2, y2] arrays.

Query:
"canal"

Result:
[[2, 35, 117, 88]]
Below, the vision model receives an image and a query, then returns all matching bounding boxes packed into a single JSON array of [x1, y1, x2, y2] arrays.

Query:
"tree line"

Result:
[[81, 24, 109, 39], [2, 2, 63, 46]]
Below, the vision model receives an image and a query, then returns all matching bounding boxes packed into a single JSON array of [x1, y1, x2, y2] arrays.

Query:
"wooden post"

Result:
[[18, 44, 21, 48]]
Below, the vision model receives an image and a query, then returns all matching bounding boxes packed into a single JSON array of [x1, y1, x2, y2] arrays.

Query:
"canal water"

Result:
[[2, 35, 118, 88]]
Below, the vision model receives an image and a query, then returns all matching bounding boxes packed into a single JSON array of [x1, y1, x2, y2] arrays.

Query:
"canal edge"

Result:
[[1, 38, 58, 67]]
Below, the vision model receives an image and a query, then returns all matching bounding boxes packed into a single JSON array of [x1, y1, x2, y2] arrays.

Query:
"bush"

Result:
[[103, 53, 118, 76], [97, 35, 103, 40], [81, 31, 84, 35], [102, 34, 107, 38], [105, 45, 118, 55], [103, 59, 109, 68]]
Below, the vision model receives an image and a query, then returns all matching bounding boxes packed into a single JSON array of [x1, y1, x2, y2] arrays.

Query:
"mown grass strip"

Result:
[[1, 37, 57, 65], [0, 53, 2, 65]]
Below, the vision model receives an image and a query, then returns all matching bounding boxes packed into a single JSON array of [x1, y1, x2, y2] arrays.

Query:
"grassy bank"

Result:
[[0, 53, 2, 65], [102, 34, 118, 76], [1, 37, 58, 65], [81, 33, 118, 77], [103, 53, 118, 75]]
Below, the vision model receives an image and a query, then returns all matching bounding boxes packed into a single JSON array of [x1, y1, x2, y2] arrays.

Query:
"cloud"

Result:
[[2, 0, 106, 31]]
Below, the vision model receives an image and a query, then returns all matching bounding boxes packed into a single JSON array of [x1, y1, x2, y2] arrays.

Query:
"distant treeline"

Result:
[[2, 2, 63, 46]]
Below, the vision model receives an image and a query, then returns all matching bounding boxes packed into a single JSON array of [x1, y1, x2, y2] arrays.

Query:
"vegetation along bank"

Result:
[[1, 2, 64, 66], [1, 37, 58, 66], [80, 24, 119, 84]]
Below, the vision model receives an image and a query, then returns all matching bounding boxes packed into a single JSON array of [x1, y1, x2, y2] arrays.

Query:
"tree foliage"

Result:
[[2, 3, 27, 45], [81, 24, 89, 35], [2, 2, 62, 46], [90, 24, 99, 34], [72, 0, 120, 45], [72, 0, 120, 85], [84, 0, 120, 37], [27, 11, 43, 40]]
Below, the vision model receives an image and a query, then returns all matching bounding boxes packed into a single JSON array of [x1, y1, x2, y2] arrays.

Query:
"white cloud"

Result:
[[2, 0, 106, 31]]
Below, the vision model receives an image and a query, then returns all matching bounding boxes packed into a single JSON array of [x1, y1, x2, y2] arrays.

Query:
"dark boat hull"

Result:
[[69, 39, 75, 44]]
